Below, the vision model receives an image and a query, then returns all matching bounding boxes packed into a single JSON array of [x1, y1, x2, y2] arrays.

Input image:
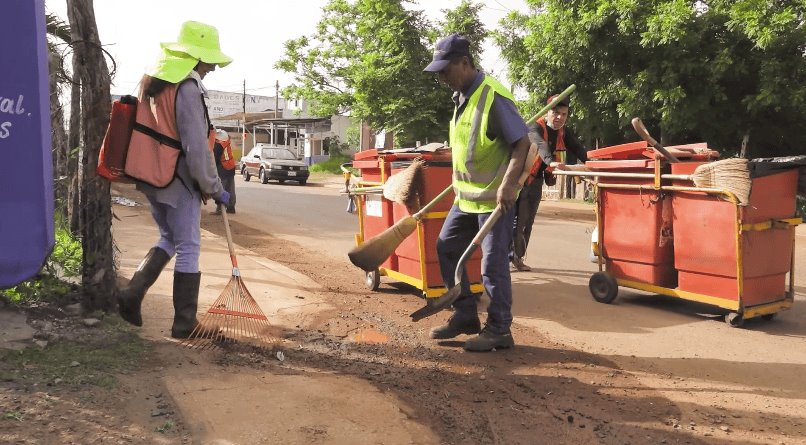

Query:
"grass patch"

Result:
[[0, 317, 150, 389], [309, 155, 352, 174], [1, 224, 81, 304], [3, 411, 24, 421], [156, 420, 175, 434]]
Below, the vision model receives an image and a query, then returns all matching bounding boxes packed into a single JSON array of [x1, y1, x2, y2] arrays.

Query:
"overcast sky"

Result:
[[46, 0, 528, 97]]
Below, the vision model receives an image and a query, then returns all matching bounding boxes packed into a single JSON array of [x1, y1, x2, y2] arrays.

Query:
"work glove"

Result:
[[214, 191, 231, 207]]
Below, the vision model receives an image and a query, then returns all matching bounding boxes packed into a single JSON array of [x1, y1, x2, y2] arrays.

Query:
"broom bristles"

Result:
[[182, 275, 278, 350], [348, 216, 418, 271], [692, 158, 752, 205], [383, 158, 425, 212]]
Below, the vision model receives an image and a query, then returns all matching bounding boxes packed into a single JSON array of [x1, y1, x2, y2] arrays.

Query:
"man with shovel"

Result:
[[423, 34, 531, 352]]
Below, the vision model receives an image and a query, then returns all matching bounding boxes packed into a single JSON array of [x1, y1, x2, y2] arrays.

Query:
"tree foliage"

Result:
[[438, 0, 488, 60], [496, 0, 806, 156], [277, 0, 487, 145]]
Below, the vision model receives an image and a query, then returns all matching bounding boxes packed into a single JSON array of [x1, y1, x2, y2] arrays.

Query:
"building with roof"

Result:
[[207, 90, 354, 165]]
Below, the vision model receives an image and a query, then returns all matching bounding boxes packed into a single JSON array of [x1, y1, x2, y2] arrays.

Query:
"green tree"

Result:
[[496, 0, 806, 157], [277, 0, 449, 145], [437, 0, 488, 60]]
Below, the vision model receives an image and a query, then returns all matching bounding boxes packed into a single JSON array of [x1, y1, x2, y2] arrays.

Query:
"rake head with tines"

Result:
[[181, 205, 278, 350]]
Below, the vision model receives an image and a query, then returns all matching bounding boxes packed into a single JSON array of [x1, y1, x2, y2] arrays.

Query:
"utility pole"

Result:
[[242, 79, 248, 151], [274, 80, 279, 147]]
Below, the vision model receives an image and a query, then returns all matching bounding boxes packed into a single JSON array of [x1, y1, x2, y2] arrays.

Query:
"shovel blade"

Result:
[[410, 284, 462, 322]]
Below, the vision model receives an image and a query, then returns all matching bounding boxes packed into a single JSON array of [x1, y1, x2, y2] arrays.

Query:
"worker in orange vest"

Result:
[[510, 94, 588, 271], [212, 128, 237, 214]]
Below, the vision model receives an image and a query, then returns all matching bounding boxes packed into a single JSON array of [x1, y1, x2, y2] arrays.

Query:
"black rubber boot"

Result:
[[118, 247, 170, 327], [170, 272, 202, 339]]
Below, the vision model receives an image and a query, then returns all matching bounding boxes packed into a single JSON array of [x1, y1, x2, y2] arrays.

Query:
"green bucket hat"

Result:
[[160, 21, 233, 67], [150, 48, 199, 83]]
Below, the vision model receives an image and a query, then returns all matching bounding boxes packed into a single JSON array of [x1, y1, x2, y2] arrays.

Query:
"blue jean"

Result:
[[437, 204, 516, 333]]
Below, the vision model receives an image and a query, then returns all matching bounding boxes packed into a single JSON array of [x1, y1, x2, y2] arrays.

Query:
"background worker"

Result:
[[424, 34, 531, 352], [117, 21, 231, 338], [510, 94, 588, 272], [212, 128, 237, 214]]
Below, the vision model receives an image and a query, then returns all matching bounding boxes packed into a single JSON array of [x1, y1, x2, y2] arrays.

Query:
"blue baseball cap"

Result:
[[423, 34, 471, 72]]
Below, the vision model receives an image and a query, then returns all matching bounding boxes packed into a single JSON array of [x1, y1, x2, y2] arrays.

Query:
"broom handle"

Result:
[[524, 84, 577, 124], [413, 185, 454, 219]]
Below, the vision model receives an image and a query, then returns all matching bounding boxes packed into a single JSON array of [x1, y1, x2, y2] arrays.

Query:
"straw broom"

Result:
[[690, 158, 751, 205], [348, 186, 452, 272], [350, 158, 426, 213], [632, 117, 751, 205]]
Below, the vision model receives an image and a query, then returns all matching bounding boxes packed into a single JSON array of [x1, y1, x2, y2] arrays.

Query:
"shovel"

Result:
[[631, 118, 680, 163], [410, 85, 576, 321], [410, 205, 505, 321]]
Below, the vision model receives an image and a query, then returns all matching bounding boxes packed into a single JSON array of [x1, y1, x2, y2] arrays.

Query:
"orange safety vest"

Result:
[[216, 138, 236, 170], [526, 117, 566, 185], [125, 78, 215, 188]]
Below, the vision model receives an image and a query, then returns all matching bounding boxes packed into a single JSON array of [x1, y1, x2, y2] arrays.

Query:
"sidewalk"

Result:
[[112, 195, 439, 444]]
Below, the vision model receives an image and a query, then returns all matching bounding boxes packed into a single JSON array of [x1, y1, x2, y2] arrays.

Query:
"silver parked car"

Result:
[[240, 144, 309, 185]]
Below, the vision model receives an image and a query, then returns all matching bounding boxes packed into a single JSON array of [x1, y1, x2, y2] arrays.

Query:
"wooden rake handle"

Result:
[[207, 139, 239, 269], [219, 204, 238, 269]]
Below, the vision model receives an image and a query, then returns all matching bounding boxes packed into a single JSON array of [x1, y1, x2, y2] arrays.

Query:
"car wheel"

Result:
[[278, 180, 286, 184], [259, 168, 269, 184], [299, 180, 307, 186], [243, 169, 251, 182]]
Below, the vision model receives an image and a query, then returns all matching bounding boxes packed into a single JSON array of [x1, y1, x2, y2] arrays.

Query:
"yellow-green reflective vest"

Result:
[[449, 75, 515, 213]]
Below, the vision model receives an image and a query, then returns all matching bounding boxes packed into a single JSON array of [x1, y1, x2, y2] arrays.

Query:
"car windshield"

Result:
[[262, 148, 297, 160]]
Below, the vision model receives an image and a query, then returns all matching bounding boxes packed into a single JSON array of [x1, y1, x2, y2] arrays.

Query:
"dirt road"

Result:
[[2, 176, 805, 444]]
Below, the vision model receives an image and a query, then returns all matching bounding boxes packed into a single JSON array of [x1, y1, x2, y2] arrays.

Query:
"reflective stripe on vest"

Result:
[[449, 76, 515, 213]]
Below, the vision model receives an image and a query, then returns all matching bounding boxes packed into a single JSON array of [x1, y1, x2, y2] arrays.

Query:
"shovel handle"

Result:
[[453, 206, 503, 285], [631, 117, 680, 163]]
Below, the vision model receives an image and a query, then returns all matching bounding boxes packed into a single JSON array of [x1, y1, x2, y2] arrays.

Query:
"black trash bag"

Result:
[[749, 155, 806, 196]]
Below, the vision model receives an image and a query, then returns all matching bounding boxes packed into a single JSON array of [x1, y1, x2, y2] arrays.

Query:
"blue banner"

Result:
[[0, 0, 55, 288]]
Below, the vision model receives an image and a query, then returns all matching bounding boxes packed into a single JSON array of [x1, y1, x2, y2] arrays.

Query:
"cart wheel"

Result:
[[725, 312, 744, 328], [365, 270, 380, 291], [589, 272, 618, 304], [761, 313, 776, 321]]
